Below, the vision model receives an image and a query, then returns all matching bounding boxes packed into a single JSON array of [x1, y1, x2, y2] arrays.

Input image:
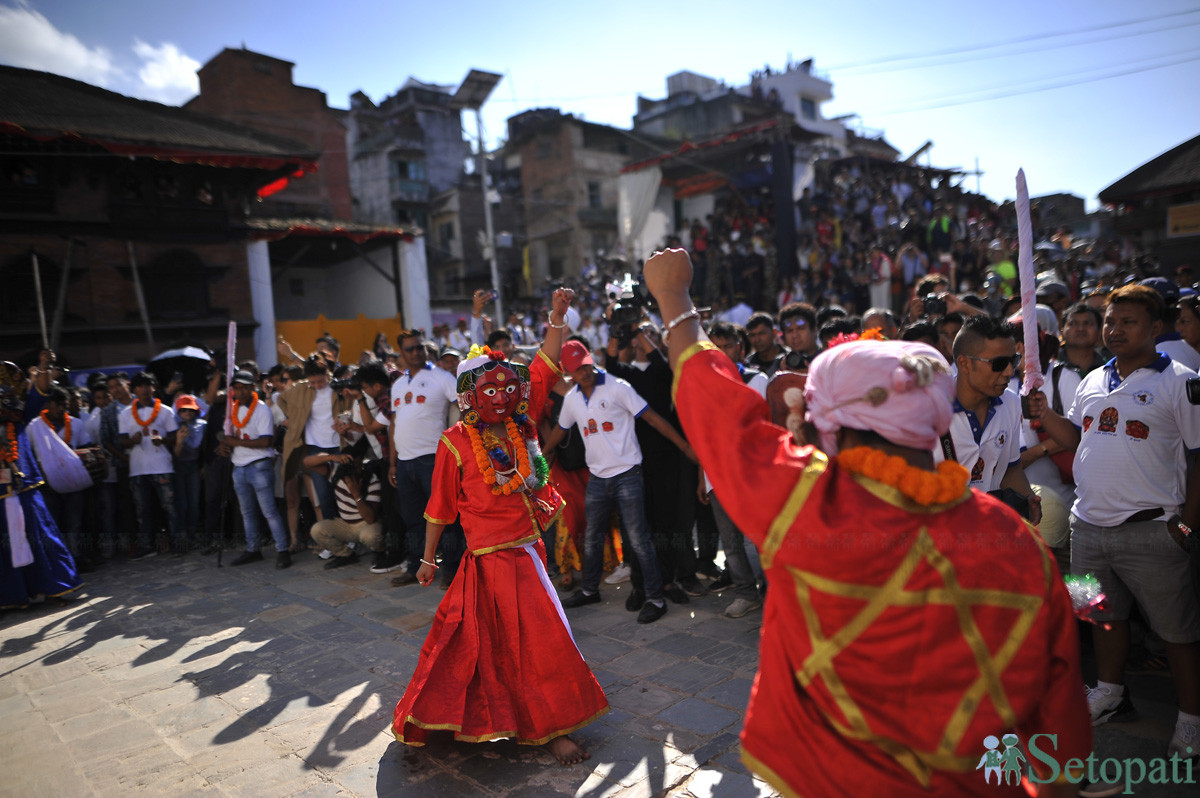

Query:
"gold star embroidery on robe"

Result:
[[788, 527, 1047, 787]]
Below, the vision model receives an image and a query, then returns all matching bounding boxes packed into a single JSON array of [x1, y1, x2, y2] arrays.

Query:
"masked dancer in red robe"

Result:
[[392, 289, 608, 766], [642, 249, 1090, 797]]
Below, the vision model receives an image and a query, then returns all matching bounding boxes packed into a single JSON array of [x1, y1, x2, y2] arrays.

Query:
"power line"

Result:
[[827, 7, 1200, 71], [841, 18, 1200, 76], [872, 49, 1200, 116]]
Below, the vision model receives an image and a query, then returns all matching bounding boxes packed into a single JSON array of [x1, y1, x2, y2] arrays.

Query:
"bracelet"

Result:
[[547, 317, 567, 329], [420, 558, 439, 569], [666, 308, 700, 332], [1041, 444, 1049, 456]]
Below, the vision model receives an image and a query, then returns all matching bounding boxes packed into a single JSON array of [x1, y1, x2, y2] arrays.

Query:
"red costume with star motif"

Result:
[[673, 345, 1090, 797], [392, 351, 608, 746]]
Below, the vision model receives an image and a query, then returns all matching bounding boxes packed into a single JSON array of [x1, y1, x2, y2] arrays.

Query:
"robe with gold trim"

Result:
[[674, 345, 1090, 797], [392, 353, 608, 747]]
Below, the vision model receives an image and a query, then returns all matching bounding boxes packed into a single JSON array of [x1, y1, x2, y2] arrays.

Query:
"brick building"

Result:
[[186, 47, 353, 221], [505, 109, 665, 284], [0, 66, 317, 369]]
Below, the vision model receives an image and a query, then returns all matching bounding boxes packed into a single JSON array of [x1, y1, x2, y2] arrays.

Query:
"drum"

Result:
[[25, 417, 94, 493]]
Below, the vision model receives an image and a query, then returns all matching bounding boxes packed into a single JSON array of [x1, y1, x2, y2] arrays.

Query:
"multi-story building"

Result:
[[505, 108, 664, 284], [184, 48, 428, 352], [0, 65, 316, 369], [428, 162, 524, 303], [346, 80, 470, 231], [186, 47, 353, 221]]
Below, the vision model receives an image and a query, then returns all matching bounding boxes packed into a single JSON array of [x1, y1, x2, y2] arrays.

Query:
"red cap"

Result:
[[560, 340, 594, 372], [175, 394, 200, 412]]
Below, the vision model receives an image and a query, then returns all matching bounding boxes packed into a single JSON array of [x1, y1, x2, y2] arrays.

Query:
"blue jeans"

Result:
[[395, 454, 464, 575], [173, 459, 202, 534], [232, 458, 289, 553], [304, 444, 339, 521], [710, 493, 760, 602], [582, 465, 663, 601], [131, 473, 179, 548]]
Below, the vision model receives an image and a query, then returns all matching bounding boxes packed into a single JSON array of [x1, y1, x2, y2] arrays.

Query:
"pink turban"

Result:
[[804, 340, 954, 455]]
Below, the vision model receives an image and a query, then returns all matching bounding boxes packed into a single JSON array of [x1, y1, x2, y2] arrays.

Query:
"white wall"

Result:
[[274, 252, 398, 321]]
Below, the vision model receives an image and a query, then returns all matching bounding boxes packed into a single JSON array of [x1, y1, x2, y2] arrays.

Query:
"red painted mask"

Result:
[[471, 364, 520, 424]]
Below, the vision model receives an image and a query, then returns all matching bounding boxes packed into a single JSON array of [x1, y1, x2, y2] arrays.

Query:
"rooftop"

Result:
[[0, 65, 318, 171]]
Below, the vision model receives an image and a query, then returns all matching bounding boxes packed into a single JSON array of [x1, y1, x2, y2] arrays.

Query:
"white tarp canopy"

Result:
[[618, 166, 662, 261]]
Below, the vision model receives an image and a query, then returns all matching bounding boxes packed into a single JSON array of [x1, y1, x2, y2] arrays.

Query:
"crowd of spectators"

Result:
[[7, 189, 1199, 758]]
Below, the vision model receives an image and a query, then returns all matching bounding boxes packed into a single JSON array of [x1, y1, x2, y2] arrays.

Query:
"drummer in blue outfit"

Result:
[[0, 361, 80, 610]]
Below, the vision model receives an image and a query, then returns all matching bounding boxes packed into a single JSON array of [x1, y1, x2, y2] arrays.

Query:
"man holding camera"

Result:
[[1028, 283, 1200, 759], [304, 444, 383, 570]]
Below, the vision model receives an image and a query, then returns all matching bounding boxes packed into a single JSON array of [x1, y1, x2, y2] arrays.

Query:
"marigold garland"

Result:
[[837, 445, 968, 506], [41, 409, 71, 444], [464, 414, 548, 496], [131, 398, 162, 430], [229, 393, 258, 431], [2, 422, 17, 464]]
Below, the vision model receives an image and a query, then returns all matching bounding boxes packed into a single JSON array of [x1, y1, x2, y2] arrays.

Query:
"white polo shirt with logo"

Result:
[[1068, 354, 1200, 527], [119, 400, 179, 477], [933, 386, 1023, 492], [557, 370, 648, 479], [228, 399, 276, 468], [389, 363, 458, 461]]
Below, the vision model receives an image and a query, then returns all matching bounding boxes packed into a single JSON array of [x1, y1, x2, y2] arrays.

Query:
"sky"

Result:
[[2, 0, 1198, 211]]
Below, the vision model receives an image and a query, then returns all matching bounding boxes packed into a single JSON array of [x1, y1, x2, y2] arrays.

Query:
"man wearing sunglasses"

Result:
[[935, 315, 1041, 524], [387, 329, 461, 586]]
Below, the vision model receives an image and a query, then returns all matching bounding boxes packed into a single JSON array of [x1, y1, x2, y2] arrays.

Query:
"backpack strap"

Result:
[[1050, 363, 1065, 416], [939, 432, 958, 464]]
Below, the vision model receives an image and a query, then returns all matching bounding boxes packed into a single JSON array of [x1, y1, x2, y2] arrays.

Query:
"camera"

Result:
[[923, 294, 947, 317], [608, 272, 654, 349], [783, 350, 810, 372], [330, 376, 360, 392], [1187, 377, 1200, 405]]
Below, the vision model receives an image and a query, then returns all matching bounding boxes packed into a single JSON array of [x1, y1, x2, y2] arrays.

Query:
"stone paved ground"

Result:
[[0, 550, 1191, 796]]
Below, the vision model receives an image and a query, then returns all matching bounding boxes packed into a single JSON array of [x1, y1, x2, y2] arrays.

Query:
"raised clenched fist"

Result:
[[642, 248, 694, 303]]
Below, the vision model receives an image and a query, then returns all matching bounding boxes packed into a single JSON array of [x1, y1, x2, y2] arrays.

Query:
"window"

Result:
[[439, 221, 455, 249], [587, 182, 602, 209], [800, 98, 817, 121]]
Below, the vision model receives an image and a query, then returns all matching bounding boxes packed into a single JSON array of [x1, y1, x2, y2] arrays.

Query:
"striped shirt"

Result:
[[335, 473, 381, 523]]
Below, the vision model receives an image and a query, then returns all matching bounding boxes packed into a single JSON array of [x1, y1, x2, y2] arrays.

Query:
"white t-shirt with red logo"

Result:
[[1068, 354, 1200, 526], [557, 370, 648, 479], [119, 400, 178, 477], [228, 399, 275, 467], [389, 364, 458, 460]]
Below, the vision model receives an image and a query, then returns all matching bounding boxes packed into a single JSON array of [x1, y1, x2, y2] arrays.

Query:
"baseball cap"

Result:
[[230, 370, 256, 386], [175, 394, 200, 411], [1036, 280, 1069, 300], [1139, 276, 1180, 304], [560, 340, 594, 373]]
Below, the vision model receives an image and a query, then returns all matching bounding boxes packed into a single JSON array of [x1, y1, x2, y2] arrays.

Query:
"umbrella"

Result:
[[148, 346, 212, 394]]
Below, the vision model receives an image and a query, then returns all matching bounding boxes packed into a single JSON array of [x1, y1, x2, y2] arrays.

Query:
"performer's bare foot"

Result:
[[545, 734, 589, 766]]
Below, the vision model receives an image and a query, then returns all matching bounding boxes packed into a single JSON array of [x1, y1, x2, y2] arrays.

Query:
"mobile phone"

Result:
[[337, 411, 352, 424]]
